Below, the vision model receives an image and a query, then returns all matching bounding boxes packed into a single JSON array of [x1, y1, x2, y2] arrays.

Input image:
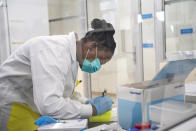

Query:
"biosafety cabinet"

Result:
[[118, 59, 196, 130], [118, 79, 186, 129], [155, 0, 196, 70]]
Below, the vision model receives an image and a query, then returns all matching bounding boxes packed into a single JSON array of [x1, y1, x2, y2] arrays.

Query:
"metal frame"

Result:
[[131, 0, 145, 121], [131, 0, 144, 82], [0, 0, 10, 64], [49, 16, 79, 23], [165, 0, 196, 61], [154, 0, 166, 72], [79, 0, 92, 99], [154, 0, 196, 71], [165, 0, 196, 5]]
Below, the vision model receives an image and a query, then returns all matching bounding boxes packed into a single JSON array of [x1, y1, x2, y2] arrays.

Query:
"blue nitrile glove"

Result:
[[34, 116, 57, 127], [86, 96, 113, 115]]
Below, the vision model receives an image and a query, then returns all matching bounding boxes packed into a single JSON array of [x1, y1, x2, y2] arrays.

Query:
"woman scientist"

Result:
[[0, 18, 116, 130]]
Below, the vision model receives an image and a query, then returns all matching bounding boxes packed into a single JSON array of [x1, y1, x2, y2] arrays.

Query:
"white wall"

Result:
[[48, 0, 81, 35], [7, 0, 49, 52]]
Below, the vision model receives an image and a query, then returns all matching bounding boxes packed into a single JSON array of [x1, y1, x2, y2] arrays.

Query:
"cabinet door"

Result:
[[155, 0, 196, 68], [165, 0, 196, 60]]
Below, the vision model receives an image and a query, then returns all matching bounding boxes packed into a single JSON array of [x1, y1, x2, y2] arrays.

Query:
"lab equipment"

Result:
[[117, 59, 195, 130], [152, 59, 196, 81], [34, 116, 57, 127], [134, 122, 151, 130], [85, 122, 119, 131], [149, 100, 196, 126], [82, 48, 101, 73], [86, 96, 113, 115], [117, 79, 184, 129], [38, 119, 88, 131]]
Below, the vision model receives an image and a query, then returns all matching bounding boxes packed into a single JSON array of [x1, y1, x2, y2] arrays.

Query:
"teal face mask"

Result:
[[82, 48, 101, 73]]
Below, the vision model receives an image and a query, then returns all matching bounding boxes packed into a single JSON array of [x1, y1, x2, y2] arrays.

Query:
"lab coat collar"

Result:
[[68, 32, 77, 62]]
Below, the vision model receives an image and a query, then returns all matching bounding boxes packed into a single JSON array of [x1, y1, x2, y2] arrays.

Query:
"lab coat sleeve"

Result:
[[30, 38, 92, 119]]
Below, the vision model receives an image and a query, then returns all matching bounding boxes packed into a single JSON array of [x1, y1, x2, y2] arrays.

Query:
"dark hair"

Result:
[[82, 18, 116, 53]]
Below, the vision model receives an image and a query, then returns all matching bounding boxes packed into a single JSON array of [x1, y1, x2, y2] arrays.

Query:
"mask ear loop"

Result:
[[96, 47, 98, 58], [85, 49, 90, 59]]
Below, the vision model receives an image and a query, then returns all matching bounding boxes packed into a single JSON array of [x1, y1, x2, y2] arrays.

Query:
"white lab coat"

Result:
[[0, 32, 92, 123]]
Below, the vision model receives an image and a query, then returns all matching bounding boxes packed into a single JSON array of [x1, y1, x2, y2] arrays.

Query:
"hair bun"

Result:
[[83, 18, 116, 53], [91, 18, 115, 35], [91, 18, 107, 29]]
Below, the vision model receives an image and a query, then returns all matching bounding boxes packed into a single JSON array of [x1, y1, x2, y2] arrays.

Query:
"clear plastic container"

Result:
[[149, 100, 196, 125]]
